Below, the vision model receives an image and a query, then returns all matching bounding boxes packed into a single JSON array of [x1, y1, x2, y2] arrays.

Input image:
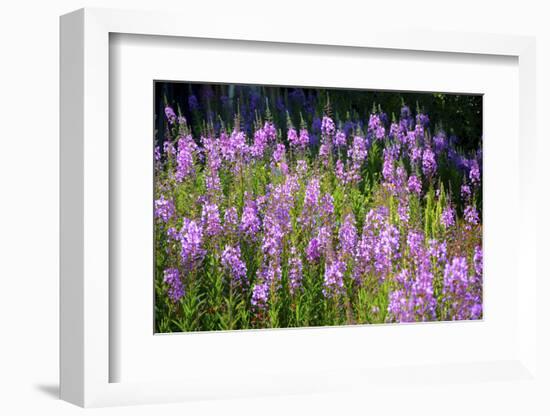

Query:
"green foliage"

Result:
[[154, 87, 482, 332]]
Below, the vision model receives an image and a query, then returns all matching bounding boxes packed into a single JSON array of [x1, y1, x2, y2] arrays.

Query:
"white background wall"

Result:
[[0, 1, 547, 414]]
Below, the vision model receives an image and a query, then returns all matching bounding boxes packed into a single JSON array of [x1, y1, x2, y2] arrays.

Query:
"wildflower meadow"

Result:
[[154, 83, 482, 332]]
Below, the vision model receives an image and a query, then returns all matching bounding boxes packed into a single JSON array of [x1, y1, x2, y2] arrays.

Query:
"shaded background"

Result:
[[155, 81, 482, 152]]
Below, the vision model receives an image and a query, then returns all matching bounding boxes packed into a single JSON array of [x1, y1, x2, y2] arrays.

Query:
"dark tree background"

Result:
[[155, 81, 482, 153]]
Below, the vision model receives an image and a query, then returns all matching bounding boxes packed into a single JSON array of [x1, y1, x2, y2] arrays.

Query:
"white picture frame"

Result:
[[60, 7, 540, 408]]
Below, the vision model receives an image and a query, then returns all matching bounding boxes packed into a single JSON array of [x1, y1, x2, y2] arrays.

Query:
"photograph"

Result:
[[153, 81, 483, 333]]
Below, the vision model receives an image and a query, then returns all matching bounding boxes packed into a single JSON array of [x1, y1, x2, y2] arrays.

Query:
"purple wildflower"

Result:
[[400, 105, 411, 120], [300, 178, 320, 228], [422, 147, 437, 178], [389, 122, 400, 139], [374, 222, 400, 278], [321, 116, 335, 137], [442, 256, 480, 320], [298, 128, 310, 148], [306, 237, 321, 263], [406, 229, 425, 260], [272, 143, 286, 165], [240, 199, 261, 239], [201, 202, 222, 237], [334, 130, 346, 147], [163, 141, 176, 157], [409, 146, 422, 166], [428, 239, 447, 264], [264, 122, 277, 142], [287, 128, 299, 147], [368, 114, 380, 131], [323, 258, 346, 297], [261, 216, 284, 258], [375, 125, 386, 140], [167, 227, 180, 242], [318, 144, 330, 166], [349, 135, 367, 163], [434, 132, 447, 154], [205, 170, 222, 195], [223, 206, 239, 236], [398, 201, 410, 224], [469, 159, 481, 185], [382, 148, 395, 183], [387, 263, 437, 323], [202, 136, 222, 171], [416, 113, 430, 128], [441, 206, 455, 229], [180, 219, 206, 268], [414, 124, 424, 141], [461, 184, 472, 200], [288, 247, 303, 295], [251, 282, 269, 308], [339, 213, 357, 254], [464, 205, 479, 228], [262, 260, 282, 286], [444, 257, 469, 290], [474, 245, 483, 278], [407, 175, 422, 195], [164, 106, 177, 124], [296, 159, 308, 177], [306, 226, 331, 263], [395, 166, 407, 194], [221, 245, 247, 285], [163, 268, 184, 303], [335, 159, 346, 184], [175, 135, 196, 182], [251, 127, 268, 158], [154, 195, 175, 223], [320, 193, 335, 221], [220, 130, 247, 164]]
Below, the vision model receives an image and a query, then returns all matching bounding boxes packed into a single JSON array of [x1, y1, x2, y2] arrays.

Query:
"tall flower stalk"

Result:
[[155, 92, 483, 332]]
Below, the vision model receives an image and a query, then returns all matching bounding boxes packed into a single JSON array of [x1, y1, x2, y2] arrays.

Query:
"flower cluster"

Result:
[[221, 245, 247, 285], [163, 268, 184, 303], [154, 195, 175, 223], [155, 93, 482, 332]]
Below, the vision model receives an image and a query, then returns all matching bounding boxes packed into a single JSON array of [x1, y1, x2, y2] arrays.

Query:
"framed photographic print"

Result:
[[60, 7, 542, 410], [152, 81, 483, 334]]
